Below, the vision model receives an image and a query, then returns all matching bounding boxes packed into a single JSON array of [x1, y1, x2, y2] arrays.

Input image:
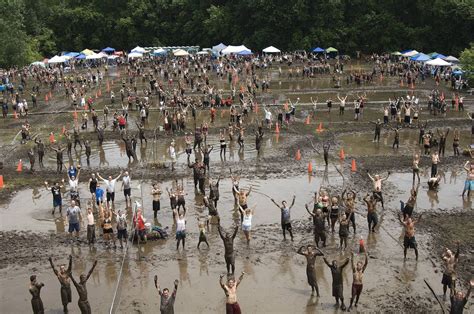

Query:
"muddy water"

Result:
[[0, 171, 463, 313]]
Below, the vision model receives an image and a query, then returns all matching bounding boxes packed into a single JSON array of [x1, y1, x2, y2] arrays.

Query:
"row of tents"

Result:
[[392, 50, 459, 66]]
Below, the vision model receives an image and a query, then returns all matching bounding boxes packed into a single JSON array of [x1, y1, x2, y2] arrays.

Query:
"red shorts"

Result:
[[352, 283, 363, 296]]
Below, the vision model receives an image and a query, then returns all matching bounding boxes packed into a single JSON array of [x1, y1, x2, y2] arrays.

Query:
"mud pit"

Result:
[[0, 62, 473, 313]]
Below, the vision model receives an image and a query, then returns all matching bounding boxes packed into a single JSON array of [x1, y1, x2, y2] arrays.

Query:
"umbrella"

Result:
[[312, 47, 325, 53], [326, 47, 338, 53], [101, 47, 115, 53], [262, 46, 281, 53], [426, 58, 451, 66]]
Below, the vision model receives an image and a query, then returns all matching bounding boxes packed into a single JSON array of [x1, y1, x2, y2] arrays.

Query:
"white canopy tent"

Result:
[[31, 61, 46, 67], [221, 45, 251, 55], [212, 43, 227, 53], [86, 53, 105, 60], [173, 49, 189, 56], [402, 50, 419, 57], [131, 46, 146, 53], [426, 58, 451, 66], [262, 46, 281, 53], [444, 56, 459, 63], [128, 52, 144, 59], [197, 51, 210, 55], [48, 55, 67, 63], [153, 48, 167, 55]]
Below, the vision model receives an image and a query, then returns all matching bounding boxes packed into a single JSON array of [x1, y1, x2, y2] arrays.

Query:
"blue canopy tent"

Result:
[[431, 53, 446, 59], [312, 47, 325, 53], [410, 53, 430, 62], [64, 52, 80, 58], [101, 47, 116, 54], [75, 54, 86, 60], [400, 49, 412, 54]]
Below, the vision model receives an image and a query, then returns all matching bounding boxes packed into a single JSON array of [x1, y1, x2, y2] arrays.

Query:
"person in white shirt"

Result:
[[169, 141, 177, 171], [68, 166, 81, 207], [264, 106, 272, 128], [97, 171, 122, 209], [367, 171, 390, 209]]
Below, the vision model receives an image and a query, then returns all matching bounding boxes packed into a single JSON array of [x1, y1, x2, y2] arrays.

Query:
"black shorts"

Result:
[[117, 229, 127, 239], [107, 192, 115, 202], [177, 198, 185, 207], [123, 188, 131, 197], [404, 236, 417, 249], [89, 187, 96, 194], [403, 205, 414, 217], [153, 200, 160, 212], [282, 222, 292, 231], [103, 228, 113, 234], [441, 273, 453, 286]]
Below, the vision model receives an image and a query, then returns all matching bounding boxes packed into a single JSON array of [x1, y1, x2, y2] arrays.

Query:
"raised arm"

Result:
[[85, 260, 98, 282], [362, 252, 368, 272], [305, 204, 315, 216], [297, 246, 307, 256], [114, 171, 123, 181], [270, 198, 281, 209], [238, 205, 245, 215], [323, 257, 331, 267], [67, 255, 73, 272], [236, 272, 245, 287], [217, 226, 225, 240], [96, 173, 106, 181], [341, 258, 350, 269], [289, 195, 296, 209], [219, 274, 227, 291], [232, 225, 239, 239], [351, 252, 356, 272], [48, 257, 58, 276]]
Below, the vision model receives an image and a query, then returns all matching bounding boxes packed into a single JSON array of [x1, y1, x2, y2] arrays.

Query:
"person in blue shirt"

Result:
[[95, 185, 104, 206], [67, 165, 77, 179]]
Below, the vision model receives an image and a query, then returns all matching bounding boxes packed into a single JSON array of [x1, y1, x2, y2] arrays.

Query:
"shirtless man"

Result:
[[271, 195, 296, 241], [220, 272, 245, 314], [218, 225, 239, 275], [35, 138, 45, 168], [399, 214, 422, 260], [323, 256, 350, 310], [49, 255, 73, 313], [442, 242, 460, 298], [363, 194, 378, 233], [151, 183, 162, 218], [348, 251, 368, 310], [367, 170, 390, 209], [297, 245, 324, 296], [154, 275, 178, 314], [197, 217, 210, 249], [51, 144, 66, 173], [462, 161, 473, 198], [29, 275, 45, 314], [342, 189, 357, 233], [68, 259, 98, 314]]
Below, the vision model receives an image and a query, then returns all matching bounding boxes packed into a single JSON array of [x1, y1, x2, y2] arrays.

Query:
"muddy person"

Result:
[[391, 127, 401, 149], [400, 184, 419, 219], [197, 217, 210, 249], [45, 181, 64, 214], [453, 128, 460, 156], [203, 195, 220, 225], [338, 212, 351, 251], [306, 200, 327, 247], [29, 275, 45, 314], [442, 242, 460, 299], [323, 142, 330, 166], [34, 138, 45, 168], [152, 183, 162, 218], [176, 181, 187, 215], [169, 141, 177, 171], [342, 189, 357, 233], [371, 119, 382, 143], [51, 144, 66, 173], [209, 177, 221, 209], [97, 171, 122, 209], [133, 208, 147, 243], [297, 245, 324, 296], [68, 259, 97, 314], [28, 148, 35, 172], [201, 144, 213, 173], [323, 255, 350, 310], [239, 205, 254, 245], [84, 140, 91, 166], [412, 153, 421, 184], [363, 194, 378, 233], [101, 205, 117, 249], [398, 214, 422, 260], [329, 196, 340, 233], [88, 174, 97, 202], [431, 151, 440, 178], [218, 225, 239, 274], [437, 128, 449, 157], [367, 170, 390, 209], [49, 255, 72, 313], [154, 276, 179, 314], [254, 125, 264, 154], [116, 209, 128, 249], [271, 195, 296, 241], [220, 272, 245, 314], [348, 251, 369, 310], [450, 280, 473, 314], [66, 200, 82, 242], [121, 171, 132, 207]]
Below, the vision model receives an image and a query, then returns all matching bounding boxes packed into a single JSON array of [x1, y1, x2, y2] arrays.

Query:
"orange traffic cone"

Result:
[[351, 159, 357, 172], [317, 123, 323, 133], [49, 132, 55, 144], [275, 123, 280, 134], [45, 94, 49, 102], [339, 148, 345, 160], [308, 162, 313, 173], [0, 175, 3, 188], [295, 149, 301, 161], [305, 115, 310, 125], [16, 160, 23, 172], [13, 111, 18, 119]]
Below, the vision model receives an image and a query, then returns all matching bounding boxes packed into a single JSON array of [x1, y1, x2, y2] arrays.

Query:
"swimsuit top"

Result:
[[242, 214, 252, 227]]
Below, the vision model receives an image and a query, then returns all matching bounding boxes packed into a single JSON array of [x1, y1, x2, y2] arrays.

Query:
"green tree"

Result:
[[459, 43, 474, 81]]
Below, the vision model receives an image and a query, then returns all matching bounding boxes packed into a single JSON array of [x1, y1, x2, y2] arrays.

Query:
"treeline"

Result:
[[1, 0, 473, 67]]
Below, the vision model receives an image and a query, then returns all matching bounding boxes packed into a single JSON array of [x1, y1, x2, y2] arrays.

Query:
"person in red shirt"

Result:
[[133, 208, 146, 243], [118, 114, 126, 130]]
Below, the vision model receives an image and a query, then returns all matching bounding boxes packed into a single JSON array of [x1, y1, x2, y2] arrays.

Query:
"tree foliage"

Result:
[[0, 0, 473, 67], [460, 43, 474, 81]]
